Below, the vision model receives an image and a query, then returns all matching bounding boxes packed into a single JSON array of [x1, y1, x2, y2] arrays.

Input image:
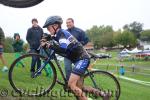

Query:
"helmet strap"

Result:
[[52, 25, 59, 35]]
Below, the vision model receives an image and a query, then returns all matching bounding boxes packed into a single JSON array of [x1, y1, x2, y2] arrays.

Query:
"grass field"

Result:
[[0, 52, 150, 100]]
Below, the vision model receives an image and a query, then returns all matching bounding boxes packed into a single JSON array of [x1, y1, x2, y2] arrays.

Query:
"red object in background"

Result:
[[136, 53, 150, 57]]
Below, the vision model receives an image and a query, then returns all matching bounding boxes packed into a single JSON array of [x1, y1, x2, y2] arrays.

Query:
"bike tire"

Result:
[[0, 0, 44, 8], [8, 53, 57, 96], [83, 70, 121, 100]]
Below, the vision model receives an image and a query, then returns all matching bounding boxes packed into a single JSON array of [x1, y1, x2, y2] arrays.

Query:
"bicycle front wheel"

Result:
[[9, 53, 57, 96], [0, 0, 44, 8], [83, 70, 121, 100]]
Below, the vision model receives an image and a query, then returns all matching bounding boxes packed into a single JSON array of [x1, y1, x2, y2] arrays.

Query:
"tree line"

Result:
[[86, 21, 150, 49]]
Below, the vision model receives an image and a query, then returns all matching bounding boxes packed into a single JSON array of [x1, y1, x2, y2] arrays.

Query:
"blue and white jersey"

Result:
[[58, 30, 77, 49], [53, 29, 89, 61]]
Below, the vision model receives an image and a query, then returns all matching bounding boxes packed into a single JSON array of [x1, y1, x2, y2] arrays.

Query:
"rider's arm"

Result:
[[49, 40, 66, 54]]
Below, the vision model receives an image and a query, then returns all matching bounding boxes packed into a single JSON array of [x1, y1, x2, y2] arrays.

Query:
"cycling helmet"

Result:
[[43, 16, 63, 28]]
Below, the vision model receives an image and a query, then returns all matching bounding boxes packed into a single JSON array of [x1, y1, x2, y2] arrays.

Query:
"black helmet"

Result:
[[43, 16, 63, 28]]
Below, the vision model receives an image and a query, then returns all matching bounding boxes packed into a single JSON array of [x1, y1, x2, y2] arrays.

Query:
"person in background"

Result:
[[26, 18, 44, 77], [12, 33, 24, 67], [12, 33, 24, 53], [119, 65, 125, 75], [0, 27, 8, 72], [65, 18, 89, 81]]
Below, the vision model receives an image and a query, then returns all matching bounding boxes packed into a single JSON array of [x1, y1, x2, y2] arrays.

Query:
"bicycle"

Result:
[[9, 44, 121, 100], [0, 0, 44, 8]]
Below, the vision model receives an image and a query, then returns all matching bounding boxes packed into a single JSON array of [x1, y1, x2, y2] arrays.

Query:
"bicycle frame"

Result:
[[34, 48, 68, 88], [34, 47, 99, 91]]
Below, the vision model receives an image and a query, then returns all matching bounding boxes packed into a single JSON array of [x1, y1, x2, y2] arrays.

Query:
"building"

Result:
[[84, 42, 94, 50]]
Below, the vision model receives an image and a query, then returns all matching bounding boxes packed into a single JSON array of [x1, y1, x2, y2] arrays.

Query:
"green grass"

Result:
[[0, 52, 150, 100]]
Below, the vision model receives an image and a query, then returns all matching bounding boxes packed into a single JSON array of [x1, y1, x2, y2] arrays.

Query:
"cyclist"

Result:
[[42, 16, 111, 100]]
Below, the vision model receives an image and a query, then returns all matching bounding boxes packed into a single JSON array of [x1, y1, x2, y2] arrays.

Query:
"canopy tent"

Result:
[[120, 48, 130, 54], [129, 47, 142, 54]]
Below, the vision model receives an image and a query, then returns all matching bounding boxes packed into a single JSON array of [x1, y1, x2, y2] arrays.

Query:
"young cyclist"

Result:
[[42, 16, 111, 100]]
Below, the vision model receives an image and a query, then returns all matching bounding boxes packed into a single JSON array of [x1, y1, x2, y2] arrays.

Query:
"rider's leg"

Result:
[[64, 57, 72, 81], [77, 76, 84, 89], [68, 73, 87, 100], [76, 76, 111, 100], [82, 86, 111, 100], [68, 59, 90, 100]]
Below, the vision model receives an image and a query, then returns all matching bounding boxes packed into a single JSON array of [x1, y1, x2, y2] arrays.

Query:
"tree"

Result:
[[140, 30, 150, 41], [86, 25, 114, 49], [113, 30, 122, 47], [123, 24, 130, 30], [123, 21, 143, 38], [115, 30, 137, 48]]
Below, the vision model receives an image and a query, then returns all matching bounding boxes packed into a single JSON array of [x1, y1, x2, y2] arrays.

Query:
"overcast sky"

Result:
[[0, 0, 150, 42]]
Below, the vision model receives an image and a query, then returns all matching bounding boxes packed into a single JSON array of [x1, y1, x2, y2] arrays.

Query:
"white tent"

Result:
[[129, 47, 142, 54], [120, 48, 130, 54]]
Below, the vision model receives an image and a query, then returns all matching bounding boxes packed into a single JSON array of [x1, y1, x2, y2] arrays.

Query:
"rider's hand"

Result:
[[40, 38, 47, 42], [41, 41, 46, 47], [41, 33, 52, 41], [40, 41, 51, 48], [40, 37, 48, 47]]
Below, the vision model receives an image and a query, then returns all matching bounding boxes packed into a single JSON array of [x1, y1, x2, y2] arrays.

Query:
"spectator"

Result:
[[12, 33, 24, 53], [119, 65, 125, 75], [65, 18, 89, 80], [0, 27, 8, 72], [26, 18, 43, 77], [12, 33, 24, 67]]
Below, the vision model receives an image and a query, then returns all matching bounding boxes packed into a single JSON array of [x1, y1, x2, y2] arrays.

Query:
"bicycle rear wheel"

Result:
[[9, 53, 57, 96], [0, 0, 44, 8], [83, 70, 121, 100]]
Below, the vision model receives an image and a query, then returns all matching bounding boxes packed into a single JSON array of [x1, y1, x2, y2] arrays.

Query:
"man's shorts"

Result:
[[72, 59, 90, 76], [0, 47, 4, 54]]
